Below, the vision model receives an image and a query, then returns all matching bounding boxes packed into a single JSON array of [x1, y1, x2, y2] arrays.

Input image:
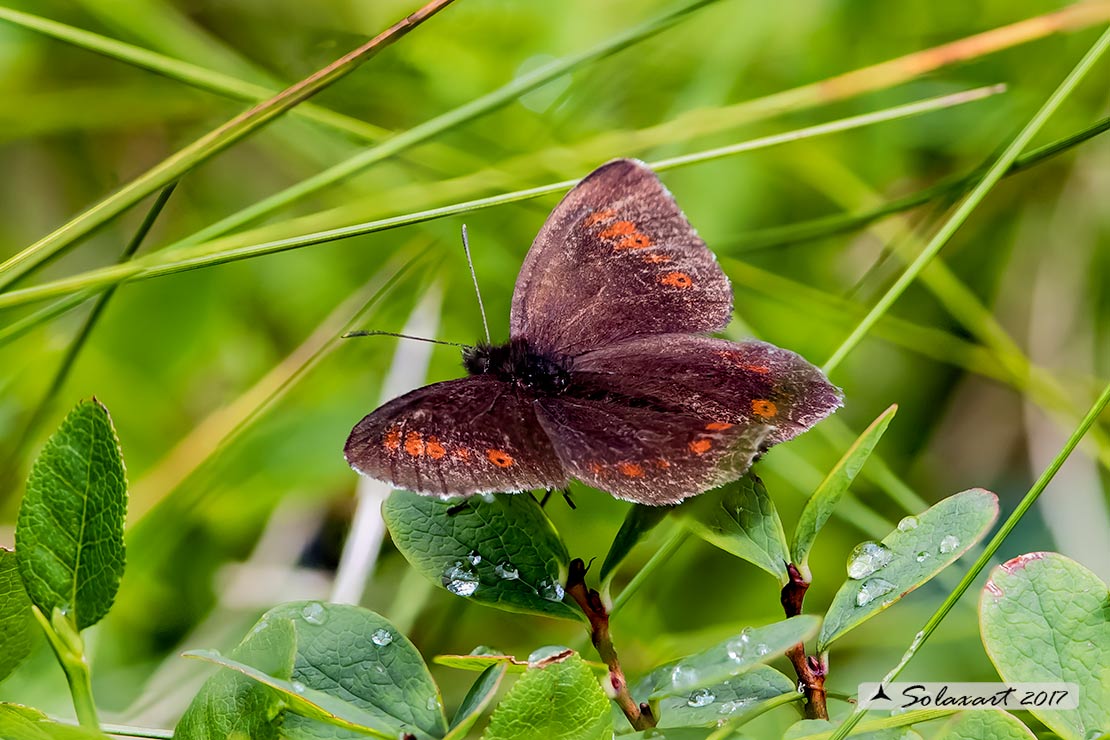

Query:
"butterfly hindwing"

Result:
[[510, 159, 732, 355], [571, 334, 843, 446], [344, 376, 568, 497], [534, 396, 770, 505]]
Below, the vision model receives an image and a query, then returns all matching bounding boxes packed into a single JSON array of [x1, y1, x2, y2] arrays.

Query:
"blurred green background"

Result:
[[0, 0, 1107, 736]]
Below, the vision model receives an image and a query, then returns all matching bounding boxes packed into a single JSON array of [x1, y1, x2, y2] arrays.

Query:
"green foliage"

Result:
[[0, 705, 108, 740], [937, 710, 1039, 740], [382, 491, 580, 621], [599, 503, 671, 585], [979, 552, 1110, 740], [653, 665, 797, 729], [15, 399, 126, 631], [482, 652, 611, 740], [0, 549, 34, 682], [819, 489, 999, 651], [446, 664, 508, 740]]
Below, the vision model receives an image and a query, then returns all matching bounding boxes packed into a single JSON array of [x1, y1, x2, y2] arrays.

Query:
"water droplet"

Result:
[[467, 550, 482, 566], [939, 535, 960, 554], [847, 541, 893, 579], [442, 561, 479, 597], [755, 643, 770, 657], [479, 493, 496, 503], [370, 628, 393, 647], [687, 688, 715, 707], [718, 699, 748, 714], [301, 602, 327, 625], [291, 681, 306, 694], [915, 550, 930, 563], [856, 577, 897, 607], [528, 645, 569, 664], [897, 515, 919, 532], [494, 562, 519, 580], [726, 628, 752, 661], [426, 696, 439, 711], [1084, 730, 1105, 740], [539, 579, 565, 602], [670, 663, 697, 690]]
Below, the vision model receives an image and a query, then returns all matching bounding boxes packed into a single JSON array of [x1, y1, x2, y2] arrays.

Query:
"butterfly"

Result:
[[345, 159, 841, 505]]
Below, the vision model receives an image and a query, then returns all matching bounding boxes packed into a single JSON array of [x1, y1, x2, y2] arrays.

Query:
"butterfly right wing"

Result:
[[344, 375, 568, 497]]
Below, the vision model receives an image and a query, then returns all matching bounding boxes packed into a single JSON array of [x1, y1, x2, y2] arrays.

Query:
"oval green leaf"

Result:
[[445, 664, 508, 740], [818, 488, 998, 651], [677, 475, 790, 581], [600, 503, 672, 584], [643, 615, 820, 699], [0, 704, 109, 739], [792, 405, 897, 567], [655, 665, 798, 728], [979, 552, 1110, 740], [383, 491, 580, 621], [936, 710, 1037, 739], [0, 549, 35, 682], [482, 652, 611, 740], [16, 399, 127, 630]]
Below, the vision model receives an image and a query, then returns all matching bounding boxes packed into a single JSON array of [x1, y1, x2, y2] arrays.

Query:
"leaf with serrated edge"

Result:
[[937, 710, 1037, 739], [655, 665, 797, 728], [383, 491, 580, 621], [16, 399, 127, 630], [482, 652, 611, 740], [792, 405, 896, 566], [445, 664, 507, 740], [677, 475, 790, 581], [600, 504, 671, 584], [174, 617, 295, 740], [0, 549, 34, 682], [264, 602, 448, 740], [642, 615, 820, 699], [980, 552, 1110, 740], [818, 488, 998, 651]]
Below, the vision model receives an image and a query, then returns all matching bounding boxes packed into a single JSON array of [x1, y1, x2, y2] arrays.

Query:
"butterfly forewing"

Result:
[[510, 159, 732, 355], [572, 334, 843, 446], [534, 396, 770, 505], [344, 376, 568, 497]]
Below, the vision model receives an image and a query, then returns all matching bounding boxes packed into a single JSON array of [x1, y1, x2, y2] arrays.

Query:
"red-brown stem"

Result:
[[566, 558, 656, 731], [781, 562, 828, 719]]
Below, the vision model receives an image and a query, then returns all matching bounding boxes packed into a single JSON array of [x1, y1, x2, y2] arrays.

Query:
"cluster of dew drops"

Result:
[[441, 550, 564, 602], [846, 516, 961, 607]]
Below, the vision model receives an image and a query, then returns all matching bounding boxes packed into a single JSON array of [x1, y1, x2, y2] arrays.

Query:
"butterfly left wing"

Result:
[[344, 375, 568, 497], [534, 396, 770, 505]]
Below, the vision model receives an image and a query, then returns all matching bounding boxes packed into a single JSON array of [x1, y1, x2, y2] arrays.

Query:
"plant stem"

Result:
[[780, 563, 828, 719], [566, 558, 656, 731], [31, 607, 99, 730]]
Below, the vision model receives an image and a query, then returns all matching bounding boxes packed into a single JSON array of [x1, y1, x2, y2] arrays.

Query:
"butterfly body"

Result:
[[345, 159, 842, 505]]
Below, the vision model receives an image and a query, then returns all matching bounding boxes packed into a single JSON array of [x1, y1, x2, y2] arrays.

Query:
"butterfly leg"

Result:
[[446, 498, 470, 516], [560, 487, 576, 510], [538, 488, 554, 508]]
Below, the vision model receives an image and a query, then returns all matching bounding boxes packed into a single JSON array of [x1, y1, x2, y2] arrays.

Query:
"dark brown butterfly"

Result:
[[345, 159, 841, 505]]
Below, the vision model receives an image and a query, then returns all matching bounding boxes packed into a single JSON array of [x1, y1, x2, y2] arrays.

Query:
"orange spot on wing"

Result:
[[617, 462, 644, 478], [404, 431, 424, 457], [425, 436, 446, 459], [643, 253, 671, 264], [705, 422, 733, 431], [600, 220, 636, 238], [751, 399, 778, 418], [743, 364, 771, 374], [585, 208, 616, 226], [383, 428, 401, 452], [486, 449, 514, 468], [655, 459, 671, 469], [588, 461, 604, 476], [660, 272, 693, 288], [615, 232, 653, 250], [689, 438, 712, 455]]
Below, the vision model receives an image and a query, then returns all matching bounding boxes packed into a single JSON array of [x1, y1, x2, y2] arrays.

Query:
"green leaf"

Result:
[[979, 552, 1110, 740], [677, 475, 790, 581], [600, 504, 672, 585], [643, 615, 820, 699], [0, 549, 35, 682], [445, 664, 508, 740], [174, 616, 296, 740], [792, 405, 897, 566], [785, 718, 923, 739], [482, 652, 611, 740], [819, 488, 999, 651], [266, 601, 448, 740], [935, 710, 1037, 739], [654, 665, 798, 728], [383, 491, 580, 621], [435, 651, 607, 676], [625, 730, 715, 740], [0, 704, 109, 739], [16, 399, 127, 630], [183, 650, 398, 740]]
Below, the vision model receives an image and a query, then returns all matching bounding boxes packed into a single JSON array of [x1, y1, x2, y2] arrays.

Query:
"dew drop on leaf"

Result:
[[301, 602, 327, 625], [847, 541, 893, 579], [687, 688, 715, 707], [538, 579, 564, 601], [726, 628, 751, 661], [370, 628, 393, 646], [856, 577, 896, 607], [915, 550, 930, 563], [939, 535, 960, 554], [494, 562, 519, 580], [443, 561, 479, 597], [897, 515, 919, 532], [467, 550, 482, 566], [291, 681, 306, 694]]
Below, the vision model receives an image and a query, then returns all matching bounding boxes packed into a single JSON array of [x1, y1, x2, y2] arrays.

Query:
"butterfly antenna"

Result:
[[461, 224, 491, 344], [342, 330, 468, 348]]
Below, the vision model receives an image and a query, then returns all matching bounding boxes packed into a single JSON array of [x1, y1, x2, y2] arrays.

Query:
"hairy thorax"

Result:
[[462, 338, 572, 395]]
